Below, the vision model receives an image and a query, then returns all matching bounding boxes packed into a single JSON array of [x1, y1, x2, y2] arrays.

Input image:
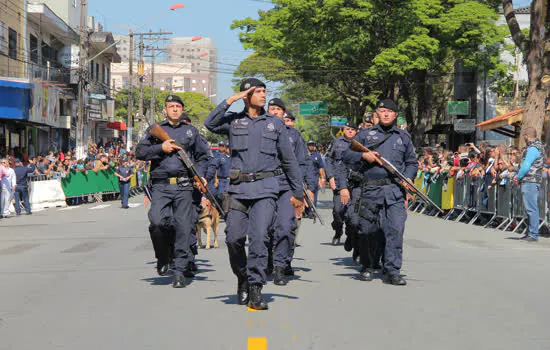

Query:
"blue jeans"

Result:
[[14, 186, 31, 215], [119, 182, 130, 207], [521, 182, 541, 239]]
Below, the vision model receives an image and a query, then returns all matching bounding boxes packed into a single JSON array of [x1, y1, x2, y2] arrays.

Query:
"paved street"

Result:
[[1, 191, 549, 350]]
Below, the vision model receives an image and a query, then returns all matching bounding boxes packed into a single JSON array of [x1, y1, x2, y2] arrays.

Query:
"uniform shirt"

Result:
[[277, 125, 308, 192], [136, 119, 210, 180], [115, 165, 134, 183], [204, 101, 303, 200], [305, 151, 325, 188], [342, 124, 418, 205], [216, 153, 231, 178], [14, 165, 34, 187], [205, 155, 218, 183], [326, 136, 352, 190]]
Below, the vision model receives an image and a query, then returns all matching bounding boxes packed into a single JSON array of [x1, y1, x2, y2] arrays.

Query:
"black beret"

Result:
[[240, 78, 266, 92], [376, 99, 398, 112], [165, 94, 184, 107], [344, 121, 357, 129], [268, 98, 286, 111], [284, 111, 295, 120]]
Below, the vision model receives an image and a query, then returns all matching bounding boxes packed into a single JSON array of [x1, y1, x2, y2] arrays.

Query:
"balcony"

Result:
[[30, 63, 71, 86]]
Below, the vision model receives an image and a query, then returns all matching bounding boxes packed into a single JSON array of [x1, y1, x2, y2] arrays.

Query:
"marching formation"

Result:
[[136, 78, 419, 310]]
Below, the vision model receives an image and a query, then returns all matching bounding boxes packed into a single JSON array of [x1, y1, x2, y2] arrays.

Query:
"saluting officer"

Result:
[[266, 98, 308, 286], [205, 78, 304, 310], [342, 99, 417, 285], [137, 94, 210, 288], [326, 121, 357, 246]]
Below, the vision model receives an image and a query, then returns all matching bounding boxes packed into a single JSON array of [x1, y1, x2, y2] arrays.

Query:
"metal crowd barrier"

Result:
[[410, 170, 550, 235]]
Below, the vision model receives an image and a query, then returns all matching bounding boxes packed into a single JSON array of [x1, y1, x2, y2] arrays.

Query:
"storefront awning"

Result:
[[0, 79, 32, 120], [476, 109, 523, 138], [106, 121, 127, 131]]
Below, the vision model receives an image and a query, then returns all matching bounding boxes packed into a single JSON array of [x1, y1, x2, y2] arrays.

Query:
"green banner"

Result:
[[61, 168, 120, 197]]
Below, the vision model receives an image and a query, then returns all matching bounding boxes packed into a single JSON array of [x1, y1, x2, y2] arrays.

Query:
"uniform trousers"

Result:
[[357, 199, 406, 275], [148, 183, 196, 275], [225, 197, 276, 285], [273, 189, 297, 268]]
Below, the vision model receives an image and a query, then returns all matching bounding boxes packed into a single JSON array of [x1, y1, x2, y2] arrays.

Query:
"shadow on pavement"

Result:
[[329, 256, 357, 267], [206, 293, 299, 305], [141, 276, 173, 286]]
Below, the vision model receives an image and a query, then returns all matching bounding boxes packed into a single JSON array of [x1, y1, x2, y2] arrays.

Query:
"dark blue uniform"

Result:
[[205, 101, 303, 286], [326, 136, 353, 241], [115, 164, 133, 208], [306, 151, 324, 209], [215, 152, 231, 197], [271, 125, 309, 274], [13, 164, 33, 215], [136, 119, 210, 277], [341, 124, 417, 276]]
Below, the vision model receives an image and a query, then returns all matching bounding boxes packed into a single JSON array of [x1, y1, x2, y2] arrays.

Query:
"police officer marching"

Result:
[[326, 121, 357, 246], [266, 98, 309, 286], [305, 141, 326, 218], [137, 94, 211, 288], [215, 140, 231, 199], [342, 99, 418, 285], [205, 78, 305, 310]]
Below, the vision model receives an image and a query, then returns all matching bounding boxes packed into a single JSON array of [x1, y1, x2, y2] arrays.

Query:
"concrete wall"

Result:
[[0, 0, 27, 78]]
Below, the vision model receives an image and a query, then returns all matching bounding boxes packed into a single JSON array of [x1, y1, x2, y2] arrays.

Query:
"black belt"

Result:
[[152, 176, 190, 185], [234, 168, 284, 183], [363, 178, 393, 186]]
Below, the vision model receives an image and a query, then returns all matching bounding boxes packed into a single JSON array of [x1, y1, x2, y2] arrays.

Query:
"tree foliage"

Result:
[[232, 0, 511, 145]]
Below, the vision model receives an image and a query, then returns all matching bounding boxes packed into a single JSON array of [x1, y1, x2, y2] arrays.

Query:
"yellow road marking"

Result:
[[247, 307, 265, 312], [247, 337, 267, 350]]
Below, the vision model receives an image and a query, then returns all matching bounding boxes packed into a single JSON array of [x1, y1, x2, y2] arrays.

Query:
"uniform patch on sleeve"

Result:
[[187, 129, 193, 138], [369, 131, 376, 136], [267, 123, 275, 132], [397, 137, 403, 145]]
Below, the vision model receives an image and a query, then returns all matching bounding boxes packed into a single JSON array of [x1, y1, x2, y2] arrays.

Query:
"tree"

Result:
[[232, 0, 509, 145], [501, 0, 549, 143]]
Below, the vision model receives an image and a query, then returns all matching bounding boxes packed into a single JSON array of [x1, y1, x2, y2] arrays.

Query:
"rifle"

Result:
[[148, 124, 226, 217], [349, 139, 444, 214], [303, 183, 325, 225]]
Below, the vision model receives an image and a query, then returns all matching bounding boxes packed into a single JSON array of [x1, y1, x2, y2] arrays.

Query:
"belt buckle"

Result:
[[247, 173, 255, 182], [169, 177, 177, 185]]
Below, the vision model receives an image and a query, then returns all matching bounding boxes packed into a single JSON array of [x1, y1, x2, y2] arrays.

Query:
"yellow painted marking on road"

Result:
[[247, 307, 265, 312], [247, 337, 267, 350]]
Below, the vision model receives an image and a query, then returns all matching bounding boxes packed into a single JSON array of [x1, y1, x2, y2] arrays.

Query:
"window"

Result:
[[30, 35, 38, 63], [90, 61, 94, 80], [8, 28, 17, 59], [96, 63, 99, 81], [0, 22, 5, 54], [192, 79, 196, 83], [202, 80, 206, 84], [192, 87, 196, 91], [73, 0, 77, 7], [203, 87, 207, 92]]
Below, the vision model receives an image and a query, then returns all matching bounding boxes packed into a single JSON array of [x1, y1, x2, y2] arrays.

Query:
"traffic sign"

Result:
[[330, 116, 348, 127], [447, 101, 469, 115], [300, 101, 328, 115]]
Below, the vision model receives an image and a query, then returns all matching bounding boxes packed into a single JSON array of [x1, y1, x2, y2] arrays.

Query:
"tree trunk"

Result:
[[522, 0, 547, 142]]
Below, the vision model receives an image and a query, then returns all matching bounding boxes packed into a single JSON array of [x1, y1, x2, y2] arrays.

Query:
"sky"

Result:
[[89, 0, 273, 109]]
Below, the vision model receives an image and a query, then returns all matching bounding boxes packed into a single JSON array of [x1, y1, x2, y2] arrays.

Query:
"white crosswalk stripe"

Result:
[[90, 204, 112, 210], [59, 206, 80, 211], [128, 203, 141, 208]]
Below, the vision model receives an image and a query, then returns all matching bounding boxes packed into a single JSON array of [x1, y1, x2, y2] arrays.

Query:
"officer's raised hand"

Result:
[[362, 151, 381, 164], [226, 86, 256, 105], [161, 139, 182, 153]]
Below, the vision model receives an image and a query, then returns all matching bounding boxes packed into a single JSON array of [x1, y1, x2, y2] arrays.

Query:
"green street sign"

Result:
[[299, 101, 328, 115], [330, 116, 348, 127], [447, 101, 469, 115]]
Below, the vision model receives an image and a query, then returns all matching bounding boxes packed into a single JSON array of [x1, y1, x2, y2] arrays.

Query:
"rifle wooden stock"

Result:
[[349, 140, 443, 213], [149, 124, 171, 142]]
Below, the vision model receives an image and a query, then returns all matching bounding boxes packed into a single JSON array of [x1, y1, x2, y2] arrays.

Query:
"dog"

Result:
[[196, 197, 220, 249]]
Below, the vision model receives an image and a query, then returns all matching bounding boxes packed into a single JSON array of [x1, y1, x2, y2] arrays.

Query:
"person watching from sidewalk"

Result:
[[1, 159, 16, 218], [13, 158, 32, 216], [513, 127, 545, 242]]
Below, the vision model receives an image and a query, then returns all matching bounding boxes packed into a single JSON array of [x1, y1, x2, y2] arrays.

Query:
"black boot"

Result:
[[237, 276, 249, 305], [248, 284, 268, 310], [273, 266, 288, 286], [359, 267, 373, 281], [352, 249, 361, 265], [344, 236, 353, 252], [384, 274, 407, 286], [156, 261, 169, 276], [172, 275, 186, 288], [284, 263, 295, 276], [332, 230, 342, 246]]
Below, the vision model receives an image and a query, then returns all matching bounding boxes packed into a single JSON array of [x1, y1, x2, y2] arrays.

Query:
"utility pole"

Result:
[[138, 35, 145, 138], [76, 0, 88, 160], [127, 32, 134, 152], [150, 47, 155, 125]]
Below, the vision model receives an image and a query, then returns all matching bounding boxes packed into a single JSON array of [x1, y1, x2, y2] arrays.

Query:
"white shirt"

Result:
[[1, 168, 16, 190]]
